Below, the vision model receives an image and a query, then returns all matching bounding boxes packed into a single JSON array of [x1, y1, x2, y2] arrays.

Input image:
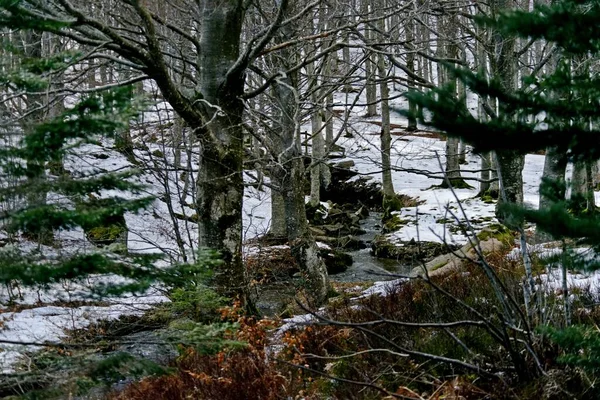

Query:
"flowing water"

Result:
[[331, 212, 411, 282]]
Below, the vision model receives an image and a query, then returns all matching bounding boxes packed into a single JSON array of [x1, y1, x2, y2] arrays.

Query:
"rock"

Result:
[[321, 223, 347, 235], [333, 160, 355, 169], [319, 248, 353, 274], [336, 236, 367, 250], [382, 214, 407, 233], [83, 216, 128, 249], [321, 176, 384, 209], [309, 226, 327, 237], [305, 202, 330, 225], [315, 235, 366, 250], [371, 235, 459, 265], [410, 237, 505, 277], [355, 205, 369, 219]]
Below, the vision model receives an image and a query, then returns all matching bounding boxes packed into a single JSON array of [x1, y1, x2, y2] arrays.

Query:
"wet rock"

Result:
[[371, 236, 459, 265], [307, 201, 365, 238], [322, 176, 384, 209], [333, 160, 355, 170], [319, 248, 353, 274], [315, 235, 367, 251]]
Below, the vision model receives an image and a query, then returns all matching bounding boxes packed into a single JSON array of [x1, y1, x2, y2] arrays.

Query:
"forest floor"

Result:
[[0, 114, 596, 371], [2, 94, 600, 399]]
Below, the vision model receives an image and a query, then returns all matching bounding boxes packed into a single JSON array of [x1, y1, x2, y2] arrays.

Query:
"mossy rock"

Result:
[[481, 193, 495, 204], [371, 236, 459, 265], [382, 193, 422, 219], [383, 195, 404, 216], [476, 224, 514, 247], [81, 204, 128, 250]]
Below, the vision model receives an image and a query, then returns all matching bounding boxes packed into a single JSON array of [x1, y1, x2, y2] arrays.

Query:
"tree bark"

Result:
[[405, 6, 418, 131], [478, 152, 492, 196], [271, 75, 330, 307], [267, 9, 330, 307], [378, 50, 395, 198], [363, 0, 378, 117], [195, 1, 248, 303], [492, 0, 525, 220]]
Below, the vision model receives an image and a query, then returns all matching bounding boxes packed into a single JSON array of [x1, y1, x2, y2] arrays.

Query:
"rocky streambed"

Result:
[[248, 160, 464, 315]]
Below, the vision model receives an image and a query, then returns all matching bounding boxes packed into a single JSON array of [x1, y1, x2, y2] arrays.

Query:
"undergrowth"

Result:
[[106, 247, 600, 399], [109, 303, 291, 400]]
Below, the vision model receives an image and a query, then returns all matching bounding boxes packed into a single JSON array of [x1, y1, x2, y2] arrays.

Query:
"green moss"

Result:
[[430, 260, 449, 271], [476, 223, 514, 247], [87, 224, 124, 242], [383, 214, 407, 233], [327, 287, 341, 298], [383, 195, 404, 214], [482, 194, 495, 204], [479, 189, 498, 204]]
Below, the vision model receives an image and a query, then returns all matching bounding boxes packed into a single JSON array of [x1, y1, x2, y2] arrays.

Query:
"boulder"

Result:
[[319, 248, 353, 274], [371, 236, 459, 265], [410, 237, 505, 277]]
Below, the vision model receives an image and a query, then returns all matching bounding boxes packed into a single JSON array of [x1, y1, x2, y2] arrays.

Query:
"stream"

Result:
[[332, 212, 411, 282]]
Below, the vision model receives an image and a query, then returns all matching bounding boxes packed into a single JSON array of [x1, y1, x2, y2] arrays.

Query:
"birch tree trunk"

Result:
[[377, 43, 395, 199], [372, 0, 395, 202]]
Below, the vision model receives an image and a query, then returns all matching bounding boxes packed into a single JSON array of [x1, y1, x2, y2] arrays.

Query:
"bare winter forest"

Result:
[[0, 0, 600, 399]]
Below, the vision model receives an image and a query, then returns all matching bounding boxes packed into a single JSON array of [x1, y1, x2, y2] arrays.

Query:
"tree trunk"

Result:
[[378, 51, 395, 198], [268, 11, 330, 307], [570, 160, 592, 215], [21, 30, 53, 245], [496, 150, 525, 220], [272, 75, 330, 307], [437, 9, 468, 188], [478, 152, 492, 196], [442, 137, 464, 187], [362, 1, 377, 117], [196, 1, 249, 304], [492, 0, 525, 221], [405, 8, 418, 131], [309, 107, 324, 207], [535, 147, 566, 241], [270, 191, 287, 238]]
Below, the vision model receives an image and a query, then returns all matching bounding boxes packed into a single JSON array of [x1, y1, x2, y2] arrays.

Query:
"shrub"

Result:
[[110, 307, 289, 400]]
